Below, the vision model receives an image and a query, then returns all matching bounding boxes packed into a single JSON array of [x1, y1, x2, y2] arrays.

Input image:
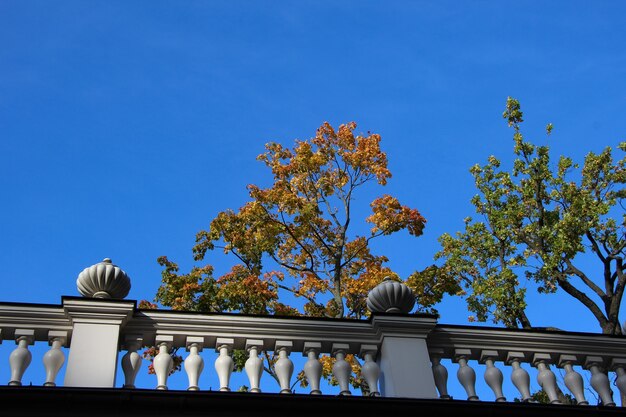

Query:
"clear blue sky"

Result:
[[1, 0, 625, 393]]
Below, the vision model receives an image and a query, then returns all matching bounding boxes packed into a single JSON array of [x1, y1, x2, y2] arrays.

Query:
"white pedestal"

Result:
[[372, 314, 438, 399], [62, 298, 135, 387]]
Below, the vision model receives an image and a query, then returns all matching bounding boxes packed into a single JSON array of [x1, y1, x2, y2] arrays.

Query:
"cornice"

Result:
[[125, 310, 378, 353], [428, 324, 626, 365], [0, 303, 72, 342], [122, 310, 439, 353], [62, 297, 135, 326], [371, 314, 438, 339]]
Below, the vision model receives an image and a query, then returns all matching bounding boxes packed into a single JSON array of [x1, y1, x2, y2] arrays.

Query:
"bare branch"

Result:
[[275, 283, 325, 309], [556, 275, 609, 329], [585, 231, 607, 263], [563, 259, 607, 301]]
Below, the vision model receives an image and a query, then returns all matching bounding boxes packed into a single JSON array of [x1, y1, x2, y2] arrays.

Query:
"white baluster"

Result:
[[9, 330, 34, 386], [454, 349, 478, 401], [533, 353, 561, 404], [586, 356, 615, 406], [616, 368, 626, 405], [274, 341, 294, 394], [507, 352, 531, 402], [332, 343, 351, 396], [430, 349, 451, 399], [43, 331, 67, 387], [153, 335, 173, 390], [303, 342, 322, 395], [121, 335, 143, 389], [245, 339, 264, 393], [184, 337, 204, 391], [610, 359, 626, 403], [360, 344, 380, 397], [480, 350, 505, 402], [214, 338, 234, 392], [559, 355, 588, 405]]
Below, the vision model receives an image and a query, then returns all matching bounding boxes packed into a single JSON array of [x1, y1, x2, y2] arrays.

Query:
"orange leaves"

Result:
[[138, 300, 158, 309], [257, 142, 294, 180], [258, 122, 391, 201], [311, 122, 391, 186], [342, 256, 397, 318], [157, 121, 426, 320], [342, 133, 390, 185], [271, 302, 301, 317], [367, 194, 426, 237], [296, 272, 329, 297], [216, 265, 279, 314], [155, 256, 215, 311], [194, 200, 281, 270]]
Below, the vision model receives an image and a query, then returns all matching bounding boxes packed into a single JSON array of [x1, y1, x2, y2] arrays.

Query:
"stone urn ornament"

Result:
[[76, 258, 131, 299], [366, 277, 415, 314]]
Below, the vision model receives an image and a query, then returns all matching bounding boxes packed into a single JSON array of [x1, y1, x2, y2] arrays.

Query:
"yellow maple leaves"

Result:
[[367, 194, 426, 237], [159, 122, 426, 320]]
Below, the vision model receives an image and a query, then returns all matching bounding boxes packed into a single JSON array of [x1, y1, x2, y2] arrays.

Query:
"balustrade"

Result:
[[0, 324, 70, 388], [427, 325, 626, 406], [1, 298, 626, 407]]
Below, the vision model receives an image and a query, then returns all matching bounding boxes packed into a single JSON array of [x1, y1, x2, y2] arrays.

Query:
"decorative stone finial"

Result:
[[366, 277, 415, 314], [76, 258, 131, 299]]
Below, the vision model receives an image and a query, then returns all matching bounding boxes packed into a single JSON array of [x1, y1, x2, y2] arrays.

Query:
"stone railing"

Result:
[[427, 325, 626, 405], [0, 297, 437, 397], [0, 301, 72, 387], [1, 296, 625, 406]]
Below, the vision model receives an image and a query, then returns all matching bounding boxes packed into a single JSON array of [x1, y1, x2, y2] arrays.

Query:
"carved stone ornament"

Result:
[[76, 258, 131, 299], [366, 277, 415, 314]]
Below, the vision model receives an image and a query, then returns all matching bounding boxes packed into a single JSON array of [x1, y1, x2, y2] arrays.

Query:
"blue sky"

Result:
[[1, 0, 625, 395]]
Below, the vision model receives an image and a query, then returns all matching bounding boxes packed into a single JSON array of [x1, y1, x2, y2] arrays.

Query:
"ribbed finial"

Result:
[[366, 277, 415, 314], [76, 258, 131, 299]]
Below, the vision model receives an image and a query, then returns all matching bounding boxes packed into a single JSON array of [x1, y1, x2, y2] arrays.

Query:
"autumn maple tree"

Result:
[[411, 98, 626, 335], [146, 121, 427, 390]]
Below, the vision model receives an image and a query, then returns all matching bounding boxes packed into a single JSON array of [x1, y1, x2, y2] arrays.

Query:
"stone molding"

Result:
[[1, 297, 625, 367], [62, 297, 135, 326], [428, 325, 626, 366]]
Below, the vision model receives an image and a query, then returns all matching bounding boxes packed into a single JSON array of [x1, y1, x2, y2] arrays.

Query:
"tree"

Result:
[[411, 98, 626, 335], [146, 121, 427, 389]]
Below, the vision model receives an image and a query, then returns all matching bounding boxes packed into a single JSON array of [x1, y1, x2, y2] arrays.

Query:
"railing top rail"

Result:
[[0, 302, 72, 342], [125, 311, 437, 353], [428, 324, 626, 365], [0, 298, 437, 353], [3, 297, 624, 364]]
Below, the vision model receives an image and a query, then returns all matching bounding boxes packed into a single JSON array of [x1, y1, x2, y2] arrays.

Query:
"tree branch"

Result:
[[586, 231, 607, 263], [563, 259, 607, 301], [275, 283, 325, 310], [556, 275, 609, 330], [269, 253, 311, 274]]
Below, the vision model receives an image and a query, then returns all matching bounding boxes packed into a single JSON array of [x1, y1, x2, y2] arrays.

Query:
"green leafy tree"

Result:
[[411, 97, 626, 335]]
